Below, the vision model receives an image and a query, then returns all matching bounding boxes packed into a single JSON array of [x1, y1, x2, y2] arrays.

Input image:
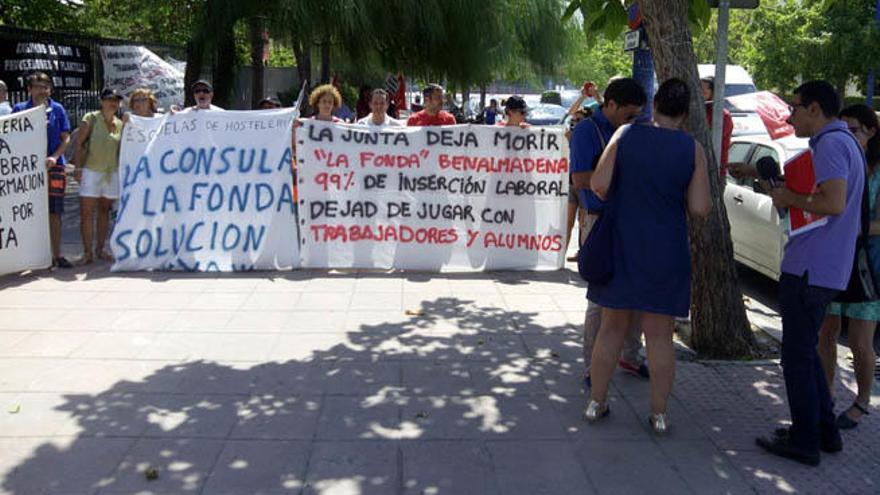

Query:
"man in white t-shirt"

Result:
[[356, 89, 404, 128], [177, 80, 224, 113]]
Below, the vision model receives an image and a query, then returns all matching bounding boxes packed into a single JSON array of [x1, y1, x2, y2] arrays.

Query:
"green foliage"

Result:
[[563, 0, 712, 43], [541, 91, 562, 104], [0, 0, 84, 32], [699, 0, 880, 95], [560, 29, 632, 87]]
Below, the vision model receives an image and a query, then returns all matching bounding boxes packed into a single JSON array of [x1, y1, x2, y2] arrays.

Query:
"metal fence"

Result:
[[0, 26, 185, 127]]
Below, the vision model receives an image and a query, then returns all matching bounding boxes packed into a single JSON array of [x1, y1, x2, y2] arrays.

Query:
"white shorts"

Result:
[[79, 168, 119, 199]]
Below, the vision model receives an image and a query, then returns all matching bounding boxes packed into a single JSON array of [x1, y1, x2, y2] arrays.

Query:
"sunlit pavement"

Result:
[[0, 196, 878, 494]]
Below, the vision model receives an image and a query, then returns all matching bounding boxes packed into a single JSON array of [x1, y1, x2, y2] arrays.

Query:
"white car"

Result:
[[723, 134, 810, 280]]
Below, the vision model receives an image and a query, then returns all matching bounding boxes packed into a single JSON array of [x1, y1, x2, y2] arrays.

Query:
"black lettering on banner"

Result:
[[363, 174, 387, 190]]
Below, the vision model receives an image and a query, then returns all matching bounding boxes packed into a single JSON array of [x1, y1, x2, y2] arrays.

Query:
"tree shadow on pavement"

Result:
[[0, 295, 598, 495]]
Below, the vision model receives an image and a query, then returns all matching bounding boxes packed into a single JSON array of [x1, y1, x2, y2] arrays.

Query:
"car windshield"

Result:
[[528, 104, 567, 121], [726, 84, 757, 97]]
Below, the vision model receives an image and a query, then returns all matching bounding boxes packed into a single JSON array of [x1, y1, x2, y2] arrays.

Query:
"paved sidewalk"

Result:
[[1, 263, 878, 495]]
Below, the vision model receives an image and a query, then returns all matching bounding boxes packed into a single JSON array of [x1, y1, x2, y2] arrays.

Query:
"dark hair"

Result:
[[794, 80, 840, 119], [654, 78, 690, 118], [700, 76, 714, 98], [840, 103, 880, 169], [603, 77, 647, 108], [26, 72, 52, 88], [422, 83, 444, 99]]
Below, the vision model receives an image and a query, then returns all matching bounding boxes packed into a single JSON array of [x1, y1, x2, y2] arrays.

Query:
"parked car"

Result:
[[723, 134, 810, 280], [525, 103, 567, 126], [698, 64, 757, 97]]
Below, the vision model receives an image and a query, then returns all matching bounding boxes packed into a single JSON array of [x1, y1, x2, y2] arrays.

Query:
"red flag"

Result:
[[396, 73, 407, 111], [726, 91, 795, 140]]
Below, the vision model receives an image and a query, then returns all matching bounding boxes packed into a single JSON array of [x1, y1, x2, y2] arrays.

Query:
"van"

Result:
[[698, 64, 757, 97]]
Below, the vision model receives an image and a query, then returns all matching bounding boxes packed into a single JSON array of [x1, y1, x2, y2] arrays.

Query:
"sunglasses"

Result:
[[130, 97, 148, 103], [193, 88, 212, 94], [787, 103, 807, 114]]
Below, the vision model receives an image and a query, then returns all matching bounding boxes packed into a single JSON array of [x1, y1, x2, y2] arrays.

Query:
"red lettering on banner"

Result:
[[359, 152, 421, 169], [482, 231, 563, 252], [438, 154, 568, 174], [309, 224, 459, 244]]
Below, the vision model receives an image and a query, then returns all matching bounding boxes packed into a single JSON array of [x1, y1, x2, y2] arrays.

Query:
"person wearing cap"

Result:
[[73, 88, 124, 264], [357, 89, 404, 129], [178, 80, 224, 113], [500, 96, 530, 128], [258, 96, 282, 110], [701, 76, 734, 178], [12, 72, 72, 269], [407, 84, 456, 126]]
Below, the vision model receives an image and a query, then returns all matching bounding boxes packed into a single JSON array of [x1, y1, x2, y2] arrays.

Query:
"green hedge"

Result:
[[541, 91, 562, 105], [842, 96, 880, 111]]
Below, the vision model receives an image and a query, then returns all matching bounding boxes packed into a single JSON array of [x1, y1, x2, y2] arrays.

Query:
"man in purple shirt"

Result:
[[756, 80, 864, 466]]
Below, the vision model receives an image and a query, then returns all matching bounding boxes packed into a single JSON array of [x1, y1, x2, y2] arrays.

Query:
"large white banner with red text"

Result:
[[298, 121, 569, 270]]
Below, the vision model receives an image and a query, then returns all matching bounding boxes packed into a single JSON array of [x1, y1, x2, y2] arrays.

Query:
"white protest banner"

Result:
[[0, 107, 51, 275], [298, 122, 569, 271], [111, 109, 299, 271], [100, 45, 185, 111]]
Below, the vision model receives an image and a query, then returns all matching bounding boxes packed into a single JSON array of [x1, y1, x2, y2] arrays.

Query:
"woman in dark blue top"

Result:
[[584, 78, 711, 434]]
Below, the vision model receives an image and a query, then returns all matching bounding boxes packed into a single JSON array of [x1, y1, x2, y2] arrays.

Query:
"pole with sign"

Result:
[[627, 5, 655, 121], [710, 0, 759, 169]]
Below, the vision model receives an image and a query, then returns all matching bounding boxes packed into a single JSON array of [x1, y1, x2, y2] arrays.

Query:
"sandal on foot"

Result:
[[649, 413, 670, 435], [583, 400, 609, 423], [837, 402, 870, 430]]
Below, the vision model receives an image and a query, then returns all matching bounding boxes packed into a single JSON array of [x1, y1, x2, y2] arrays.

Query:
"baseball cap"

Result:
[[259, 96, 282, 107], [192, 80, 213, 92], [100, 88, 123, 100]]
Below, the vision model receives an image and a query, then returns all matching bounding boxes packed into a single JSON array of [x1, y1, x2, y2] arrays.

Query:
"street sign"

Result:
[[707, 0, 759, 8], [624, 30, 640, 52]]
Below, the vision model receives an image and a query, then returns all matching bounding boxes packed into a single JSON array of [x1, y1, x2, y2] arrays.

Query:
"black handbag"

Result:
[[578, 207, 615, 284], [832, 131, 879, 303]]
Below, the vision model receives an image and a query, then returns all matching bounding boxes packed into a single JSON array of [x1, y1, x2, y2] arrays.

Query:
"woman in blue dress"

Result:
[[584, 78, 712, 434]]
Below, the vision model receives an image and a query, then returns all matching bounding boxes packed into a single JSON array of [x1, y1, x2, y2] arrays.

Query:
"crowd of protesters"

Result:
[[2, 69, 874, 468]]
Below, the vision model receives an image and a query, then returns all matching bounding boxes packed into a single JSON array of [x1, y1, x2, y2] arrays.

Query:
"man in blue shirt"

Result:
[[570, 78, 647, 389], [13, 72, 72, 268], [756, 81, 863, 466]]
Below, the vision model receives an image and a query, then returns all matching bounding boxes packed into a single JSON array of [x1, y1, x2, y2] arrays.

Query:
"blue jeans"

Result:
[[779, 272, 840, 451]]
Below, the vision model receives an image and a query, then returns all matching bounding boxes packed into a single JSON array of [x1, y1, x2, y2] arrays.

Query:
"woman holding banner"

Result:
[[309, 84, 345, 123], [125, 88, 160, 119], [74, 89, 124, 264]]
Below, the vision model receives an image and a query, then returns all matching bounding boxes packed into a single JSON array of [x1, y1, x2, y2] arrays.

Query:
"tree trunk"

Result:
[[212, 24, 237, 109], [249, 16, 266, 109], [480, 83, 487, 109], [183, 40, 203, 107], [640, 0, 756, 358], [320, 36, 331, 84], [293, 38, 312, 115]]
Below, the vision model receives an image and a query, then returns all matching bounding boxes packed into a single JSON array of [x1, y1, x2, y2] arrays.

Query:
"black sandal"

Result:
[[837, 402, 870, 430]]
